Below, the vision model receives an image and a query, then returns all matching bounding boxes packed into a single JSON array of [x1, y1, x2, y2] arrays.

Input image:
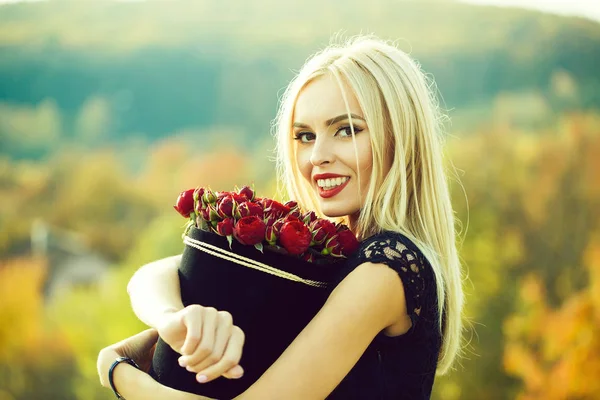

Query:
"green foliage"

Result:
[[1, 1, 599, 160]]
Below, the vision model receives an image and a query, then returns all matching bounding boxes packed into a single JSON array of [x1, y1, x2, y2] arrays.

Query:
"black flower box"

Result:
[[149, 226, 341, 399]]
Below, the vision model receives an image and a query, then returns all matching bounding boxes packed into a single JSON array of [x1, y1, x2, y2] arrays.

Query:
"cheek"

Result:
[[295, 147, 312, 182]]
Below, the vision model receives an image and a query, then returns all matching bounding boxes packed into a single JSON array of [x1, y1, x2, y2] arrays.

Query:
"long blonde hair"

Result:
[[273, 35, 464, 375]]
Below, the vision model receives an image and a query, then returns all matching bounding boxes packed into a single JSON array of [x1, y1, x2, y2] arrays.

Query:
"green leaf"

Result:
[[226, 235, 233, 249], [254, 242, 264, 253]]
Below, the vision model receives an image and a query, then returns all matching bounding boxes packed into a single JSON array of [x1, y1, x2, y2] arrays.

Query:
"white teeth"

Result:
[[316, 177, 349, 189]]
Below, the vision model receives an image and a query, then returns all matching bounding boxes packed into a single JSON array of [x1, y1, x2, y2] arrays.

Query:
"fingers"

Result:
[[193, 325, 245, 384], [184, 310, 233, 373], [183, 307, 219, 372], [221, 364, 245, 380], [180, 305, 204, 355], [97, 347, 119, 387]]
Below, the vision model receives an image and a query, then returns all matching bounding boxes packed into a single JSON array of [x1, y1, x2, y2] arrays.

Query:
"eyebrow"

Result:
[[293, 113, 365, 129]]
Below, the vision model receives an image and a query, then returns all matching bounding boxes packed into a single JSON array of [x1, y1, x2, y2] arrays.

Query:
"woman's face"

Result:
[[293, 74, 373, 221]]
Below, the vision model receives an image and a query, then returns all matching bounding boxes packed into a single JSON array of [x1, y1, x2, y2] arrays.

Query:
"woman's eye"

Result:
[[293, 132, 315, 143], [337, 125, 363, 137]]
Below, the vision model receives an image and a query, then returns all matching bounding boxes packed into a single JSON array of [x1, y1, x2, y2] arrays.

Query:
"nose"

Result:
[[309, 136, 334, 166]]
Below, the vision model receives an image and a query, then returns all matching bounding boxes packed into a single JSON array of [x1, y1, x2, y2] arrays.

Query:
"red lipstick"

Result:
[[313, 174, 350, 199]]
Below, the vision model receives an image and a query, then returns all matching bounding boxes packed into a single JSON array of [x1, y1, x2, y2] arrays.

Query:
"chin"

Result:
[[318, 204, 357, 219]]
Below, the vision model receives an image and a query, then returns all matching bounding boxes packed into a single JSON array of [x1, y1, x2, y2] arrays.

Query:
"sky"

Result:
[[459, 0, 600, 22], [0, 0, 599, 22]]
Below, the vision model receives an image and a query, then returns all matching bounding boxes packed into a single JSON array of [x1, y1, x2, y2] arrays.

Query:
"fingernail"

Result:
[[197, 374, 208, 383], [231, 365, 244, 378], [178, 358, 187, 368]]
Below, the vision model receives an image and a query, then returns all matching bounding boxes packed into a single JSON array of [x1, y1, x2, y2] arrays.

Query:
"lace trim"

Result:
[[360, 235, 426, 318]]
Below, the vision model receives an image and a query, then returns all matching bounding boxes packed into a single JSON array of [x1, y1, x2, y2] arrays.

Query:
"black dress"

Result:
[[326, 231, 442, 400]]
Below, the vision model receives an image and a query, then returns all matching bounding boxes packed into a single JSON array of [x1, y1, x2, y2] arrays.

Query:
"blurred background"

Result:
[[0, 0, 599, 399]]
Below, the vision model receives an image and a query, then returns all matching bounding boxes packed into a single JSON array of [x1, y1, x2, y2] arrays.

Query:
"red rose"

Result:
[[310, 219, 337, 244], [233, 216, 266, 246], [265, 225, 279, 245], [238, 201, 264, 218], [279, 220, 311, 255], [217, 195, 235, 218], [337, 229, 360, 256], [238, 186, 255, 201], [265, 200, 290, 219], [173, 189, 195, 218], [216, 218, 234, 236]]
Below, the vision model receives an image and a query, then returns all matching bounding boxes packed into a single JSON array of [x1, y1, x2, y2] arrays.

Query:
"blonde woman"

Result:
[[97, 35, 464, 400]]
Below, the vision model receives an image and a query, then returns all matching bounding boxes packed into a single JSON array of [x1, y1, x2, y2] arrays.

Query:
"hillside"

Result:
[[1, 0, 599, 158]]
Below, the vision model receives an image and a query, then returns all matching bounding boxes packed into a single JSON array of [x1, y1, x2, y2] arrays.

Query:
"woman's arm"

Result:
[[127, 255, 184, 328], [97, 329, 213, 400], [233, 261, 408, 400], [127, 255, 245, 380], [104, 261, 407, 400]]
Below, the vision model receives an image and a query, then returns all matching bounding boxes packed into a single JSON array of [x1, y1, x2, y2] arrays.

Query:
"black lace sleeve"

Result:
[[356, 232, 432, 323]]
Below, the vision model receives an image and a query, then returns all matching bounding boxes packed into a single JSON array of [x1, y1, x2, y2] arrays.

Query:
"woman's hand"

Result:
[[97, 329, 214, 400], [157, 304, 246, 383], [97, 328, 159, 389]]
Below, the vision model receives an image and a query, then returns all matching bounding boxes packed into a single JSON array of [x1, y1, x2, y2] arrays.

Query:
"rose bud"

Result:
[[233, 216, 266, 246], [173, 189, 195, 218], [310, 219, 338, 245], [265, 200, 291, 219], [335, 222, 350, 232], [200, 207, 211, 222], [208, 204, 220, 223], [193, 187, 205, 203], [272, 218, 285, 233], [288, 208, 302, 219], [238, 201, 264, 218], [230, 193, 246, 204], [302, 211, 318, 225], [202, 189, 217, 204], [321, 236, 340, 256], [259, 198, 273, 209], [302, 252, 315, 263], [216, 191, 225, 200], [265, 225, 279, 246], [194, 194, 205, 215], [263, 213, 278, 228], [217, 195, 235, 218], [284, 200, 298, 210], [280, 219, 311, 255], [238, 185, 255, 201], [216, 218, 234, 236], [337, 229, 360, 256]]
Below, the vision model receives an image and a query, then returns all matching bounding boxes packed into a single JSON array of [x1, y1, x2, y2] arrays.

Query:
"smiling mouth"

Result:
[[316, 176, 350, 190], [316, 177, 350, 199]]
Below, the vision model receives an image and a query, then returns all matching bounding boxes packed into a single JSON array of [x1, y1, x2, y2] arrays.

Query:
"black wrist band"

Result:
[[108, 356, 141, 399]]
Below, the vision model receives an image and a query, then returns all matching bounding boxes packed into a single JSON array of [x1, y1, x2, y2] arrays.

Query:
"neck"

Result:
[[347, 212, 361, 239]]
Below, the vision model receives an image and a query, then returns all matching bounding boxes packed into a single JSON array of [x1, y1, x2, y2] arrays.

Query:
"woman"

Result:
[[98, 35, 464, 399]]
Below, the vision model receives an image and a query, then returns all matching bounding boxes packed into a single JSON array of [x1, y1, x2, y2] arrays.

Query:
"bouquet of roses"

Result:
[[150, 186, 359, 399]]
